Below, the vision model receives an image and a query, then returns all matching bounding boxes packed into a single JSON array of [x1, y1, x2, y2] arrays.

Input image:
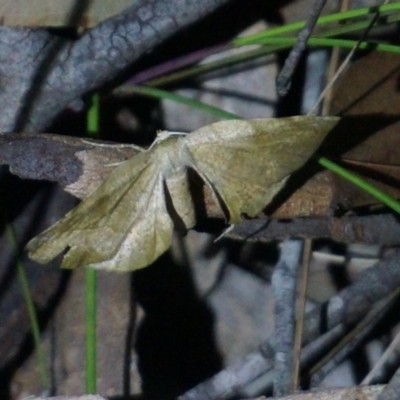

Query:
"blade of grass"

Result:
[[115, 85, 241, 120], [6, 225, 50, 391], [85, 93, 99, 394], [314, 14, 400, 38], [141, 2, 400, 86], [318, 157, 400, 214], [145, 19, 400, 88], [255, 36, 400, 53], [233, 2, 400, 46], [87, 94, 100, 136]]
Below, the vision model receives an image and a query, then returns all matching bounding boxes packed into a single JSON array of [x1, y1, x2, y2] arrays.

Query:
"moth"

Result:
[[27, 116, 339, 272]]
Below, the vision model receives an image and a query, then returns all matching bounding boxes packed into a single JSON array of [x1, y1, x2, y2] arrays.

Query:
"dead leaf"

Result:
[[328, 51, 400, 209]]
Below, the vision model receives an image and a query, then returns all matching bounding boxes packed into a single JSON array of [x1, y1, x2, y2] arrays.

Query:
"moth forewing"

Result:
[[184, 116, 339, 223], [84, 172, 175, 271], [27, 151, 166, 269]]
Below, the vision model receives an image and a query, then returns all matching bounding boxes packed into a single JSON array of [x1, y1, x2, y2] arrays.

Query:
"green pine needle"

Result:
[[318, 157, 400, 214], [6, 225, 50, 391], [85, 94, 99, 394]]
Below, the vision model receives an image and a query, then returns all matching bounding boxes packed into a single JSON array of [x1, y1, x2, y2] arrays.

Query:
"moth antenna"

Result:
[[80, 138, 146, 152]]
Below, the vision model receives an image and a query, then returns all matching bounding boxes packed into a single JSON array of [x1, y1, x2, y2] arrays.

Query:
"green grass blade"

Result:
[[252, 36, 400, 53], [307, 37, 400, 53], [233, 3, 400, 45], [87, 94, 100, 135], [6, 225, 50, 391], [120, 85, 241, 120], [85, 93, 99, 394], [145, 16, 400, 88], [318, 157, 400, 214]]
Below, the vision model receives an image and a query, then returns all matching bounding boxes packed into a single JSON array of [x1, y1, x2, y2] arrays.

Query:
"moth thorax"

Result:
[[154, 137, 186, 173]]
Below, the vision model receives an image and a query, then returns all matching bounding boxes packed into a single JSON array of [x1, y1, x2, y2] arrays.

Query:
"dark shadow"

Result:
[[203, 235, 280, 284], [0, 177, 65, 304], [123, 273, 138, 398], [0, 269, 71, 399], [99, 95, 162, 147], [275, 49, 307, 117], [0, 172, 77, 398], [13, 0, 91, 131], [134, 252, 223, 400], [195, 86, 276, 108]]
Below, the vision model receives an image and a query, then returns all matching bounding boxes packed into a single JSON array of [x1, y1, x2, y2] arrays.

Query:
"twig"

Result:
[[272, 240, 303, 396], [362, 326, 400, 385], [321, 0, 350, 116], [293, 238, 312, 389], [309, 0, 389, 115], [377, 365, 400, 400], [179, 251, 400, 399], [246, 384, 385, 399], [309, 289, 400, 387], [228, 214, 400, 247], [276, 0, 327, 96], [177, 349, 274, 400]]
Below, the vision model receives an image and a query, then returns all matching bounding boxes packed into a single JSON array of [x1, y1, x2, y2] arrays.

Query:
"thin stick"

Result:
[[276, 0, 328, 96], [272, 239, 303, 396], [292, 238, 312, 389], [309, 0, 389, 115], [179, 251, 400, 399], [321, 0, 351, 116], [362, 327, 400, 385], [377, 364, 400, 400], [310, 288, 400, 386]]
